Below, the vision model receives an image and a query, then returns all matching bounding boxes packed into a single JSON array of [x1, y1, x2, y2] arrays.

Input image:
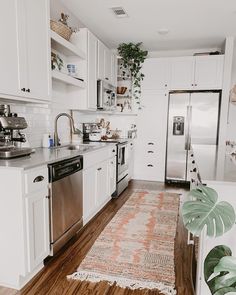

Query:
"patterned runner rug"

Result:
[[68, 190, 180, 295]]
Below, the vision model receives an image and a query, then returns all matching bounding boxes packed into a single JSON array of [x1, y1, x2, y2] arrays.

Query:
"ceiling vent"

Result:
[[111, 7, 128, 18]]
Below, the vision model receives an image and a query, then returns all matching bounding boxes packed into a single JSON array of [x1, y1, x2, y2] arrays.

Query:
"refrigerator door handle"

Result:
[[185, 106, 192, 150]]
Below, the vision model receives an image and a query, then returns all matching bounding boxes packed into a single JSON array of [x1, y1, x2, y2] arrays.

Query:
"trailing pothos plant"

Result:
[[117, 42, 148, 109], [182, 185, 236, 295]]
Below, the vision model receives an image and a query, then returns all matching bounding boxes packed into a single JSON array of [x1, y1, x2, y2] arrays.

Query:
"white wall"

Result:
[[226, 41, 236, 141]]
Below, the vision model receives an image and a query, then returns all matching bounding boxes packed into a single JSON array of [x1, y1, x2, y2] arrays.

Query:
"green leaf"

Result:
[[182, 186, 236, 237], [204, 245, 232, 283], [204, 246, 236, 295]]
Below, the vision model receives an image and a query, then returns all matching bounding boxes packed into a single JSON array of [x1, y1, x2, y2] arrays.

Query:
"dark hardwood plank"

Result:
[[0, 181, 194, 295]]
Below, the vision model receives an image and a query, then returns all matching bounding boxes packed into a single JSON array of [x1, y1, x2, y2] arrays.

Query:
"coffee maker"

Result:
[[0, 105, 33, 159]]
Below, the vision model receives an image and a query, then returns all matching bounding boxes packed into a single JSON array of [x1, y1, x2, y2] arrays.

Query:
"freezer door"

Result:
[[190, 92, 220, 145], [166, 93, 190, 182]]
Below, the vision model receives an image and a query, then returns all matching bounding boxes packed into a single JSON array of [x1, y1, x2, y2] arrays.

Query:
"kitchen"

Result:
[[1, 1, 236, 295]]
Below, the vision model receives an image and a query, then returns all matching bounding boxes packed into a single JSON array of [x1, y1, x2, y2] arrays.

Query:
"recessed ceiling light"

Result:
[[157, 29, 170, 35], [111, 7, 129, 18]]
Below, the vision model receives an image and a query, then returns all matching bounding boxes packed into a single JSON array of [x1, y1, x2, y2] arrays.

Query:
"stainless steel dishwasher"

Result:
[[48, 156, 83, 255]]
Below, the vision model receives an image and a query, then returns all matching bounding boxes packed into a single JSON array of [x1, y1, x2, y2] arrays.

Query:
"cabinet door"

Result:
[[96, 160, 109, 207], [134, 91, 168, 181], [170, 57, 195, 90], [25, 190, 49, 272], [111, 54, 117, 87], [87, 31, 98, 109], [97, 40, 105, 80], [104, 48, 112, 82], [142, 58, 170, 90], [83, 167, 96, 223], [25, 0, 51, 100], [0, 0, 26, 97], [194, 55, 224, 90], [109, 156, 117, 195], [128, 142, 135, 180]]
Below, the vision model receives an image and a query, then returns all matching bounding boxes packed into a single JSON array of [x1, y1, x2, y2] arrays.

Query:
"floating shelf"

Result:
[[52, 71, 86, 88], [117, 95, 132, 99], [51, 30, 86, 59], [73, 109, 137, 116], [117, 75, 131, 80]]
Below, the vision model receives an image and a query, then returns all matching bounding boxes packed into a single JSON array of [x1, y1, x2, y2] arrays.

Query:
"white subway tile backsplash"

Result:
[[0, 101, 71, 148]]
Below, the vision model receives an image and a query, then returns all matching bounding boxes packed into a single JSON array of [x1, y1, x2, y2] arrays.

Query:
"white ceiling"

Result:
[[61, 0, 236, 51]]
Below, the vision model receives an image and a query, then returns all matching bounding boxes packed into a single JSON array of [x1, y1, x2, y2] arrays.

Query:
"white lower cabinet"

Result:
[[96, 160, 109, 208], [25, 190, 50, 272], [109, 156, 117, 195], [128, 141, 135, 181], [134, 91, 168, 182], [0, 165, 49, 290], [83, 166, 97, 223], [83, 146, 117, 225]]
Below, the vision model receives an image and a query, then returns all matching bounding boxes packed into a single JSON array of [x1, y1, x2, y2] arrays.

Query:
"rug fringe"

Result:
[[67, 271, 176, 295]]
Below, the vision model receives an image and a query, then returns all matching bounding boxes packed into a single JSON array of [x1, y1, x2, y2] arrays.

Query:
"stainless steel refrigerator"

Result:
[[165, 91, 220, 183]]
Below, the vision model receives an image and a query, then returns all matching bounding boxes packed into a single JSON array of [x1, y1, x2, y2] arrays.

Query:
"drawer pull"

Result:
[[193, 168, 197, 172], [148, 142, 154, 145], [190, 154, 193, 157], [192, 160, 195, 164], [33, 175, 44, 183], [112, 149, 116, 153], [148, 151, 154, 153], [97, 167, 102, 171], [147, 164, 154, 167]]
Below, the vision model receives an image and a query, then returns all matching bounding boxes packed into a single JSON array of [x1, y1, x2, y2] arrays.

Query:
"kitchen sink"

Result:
[[66, 145, 90, 151], [53, 144, 94, 152]]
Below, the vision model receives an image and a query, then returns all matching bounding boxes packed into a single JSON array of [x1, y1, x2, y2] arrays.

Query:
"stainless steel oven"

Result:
[[48, 156, 83, 255], [117, 142, 129, 196]]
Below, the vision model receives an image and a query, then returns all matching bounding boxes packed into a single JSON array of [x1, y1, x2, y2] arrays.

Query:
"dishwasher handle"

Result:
[[48, 156, 83, 182]]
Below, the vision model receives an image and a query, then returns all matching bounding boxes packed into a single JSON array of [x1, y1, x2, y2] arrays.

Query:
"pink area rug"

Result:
[[68, 190, 180, 295]]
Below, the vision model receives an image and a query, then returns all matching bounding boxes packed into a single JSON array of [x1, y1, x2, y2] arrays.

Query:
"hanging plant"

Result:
[[117, 42, 148, 109]]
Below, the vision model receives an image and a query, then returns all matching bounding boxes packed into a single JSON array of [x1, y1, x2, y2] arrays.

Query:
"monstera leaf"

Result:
[[204, 245, 236, 295], [182, 186, 236, 237]]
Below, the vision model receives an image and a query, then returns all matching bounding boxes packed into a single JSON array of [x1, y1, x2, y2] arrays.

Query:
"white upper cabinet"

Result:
[[24, 0, 51, 100], [111, 53, 117, 87], [194, 55, 224, 90], [0, 0, 51, 101], [0, 1, 25, 97], [104, 47, 112, 83], [170, 56, 195, 90], [97, 40, 106, 81], [87, 31, 98, 110], [142, 58, 170, 90], [97, 40, 116, 86], [170, 55, 224, 91]]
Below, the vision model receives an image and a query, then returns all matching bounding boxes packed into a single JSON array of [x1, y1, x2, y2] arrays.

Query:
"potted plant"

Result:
[[182, 185, 236, 294], [117, 42, 148, 109]]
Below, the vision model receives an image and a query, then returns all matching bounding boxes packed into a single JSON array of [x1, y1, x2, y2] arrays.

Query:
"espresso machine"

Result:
[[0, 105, 33, 159]]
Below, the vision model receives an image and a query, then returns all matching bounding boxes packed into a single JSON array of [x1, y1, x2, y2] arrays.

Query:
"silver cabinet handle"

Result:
[[33, 175, 44, 183]]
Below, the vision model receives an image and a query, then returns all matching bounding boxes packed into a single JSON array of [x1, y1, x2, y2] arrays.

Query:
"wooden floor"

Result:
[[0, 180, 195, 295]]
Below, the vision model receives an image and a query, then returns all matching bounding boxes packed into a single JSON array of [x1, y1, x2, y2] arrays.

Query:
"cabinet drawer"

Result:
[[84, 147, 112, 169], [25, 166, 48, 195]]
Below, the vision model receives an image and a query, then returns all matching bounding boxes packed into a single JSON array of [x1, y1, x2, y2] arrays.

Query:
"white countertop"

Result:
[[192, 144, 236, 183], [0, 142, 116, 170]]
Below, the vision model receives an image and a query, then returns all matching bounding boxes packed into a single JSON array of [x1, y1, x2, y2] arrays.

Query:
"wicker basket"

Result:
[[50, 20, 72, 41]]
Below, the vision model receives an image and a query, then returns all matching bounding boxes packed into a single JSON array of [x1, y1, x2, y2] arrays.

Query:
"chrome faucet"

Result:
[[54, 113, 81, 147]]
